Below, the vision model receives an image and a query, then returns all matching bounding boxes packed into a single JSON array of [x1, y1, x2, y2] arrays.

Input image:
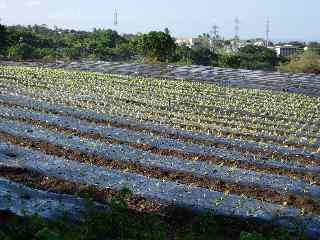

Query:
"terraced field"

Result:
[[0, 65, 319, 239]]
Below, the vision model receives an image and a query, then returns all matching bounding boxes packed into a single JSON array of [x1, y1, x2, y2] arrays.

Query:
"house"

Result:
[[175, 38, 201, 48], [274, 45, 297, 57]]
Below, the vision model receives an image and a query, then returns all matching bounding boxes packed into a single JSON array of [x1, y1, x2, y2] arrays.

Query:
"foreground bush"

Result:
[[0, 189, 303, 240]]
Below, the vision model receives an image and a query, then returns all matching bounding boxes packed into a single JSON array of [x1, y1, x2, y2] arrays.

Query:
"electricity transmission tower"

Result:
[[233, 17, 240, 50], [114, 9, 119, 27], [234, 17, 240, 39], [211, 25, 219, 40], [210, 24, 220, 49], [266, 18, 270, 47]]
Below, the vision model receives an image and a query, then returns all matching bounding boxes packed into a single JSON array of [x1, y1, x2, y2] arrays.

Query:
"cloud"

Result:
[[25, 0, 41, 7]]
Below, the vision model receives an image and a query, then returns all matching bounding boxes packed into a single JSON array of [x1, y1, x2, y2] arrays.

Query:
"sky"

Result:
[[0, 0, 319, 41]]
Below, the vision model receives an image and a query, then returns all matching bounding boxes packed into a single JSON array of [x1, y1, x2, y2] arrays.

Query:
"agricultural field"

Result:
[[2, 60, 320, 97], [0, 65, 319, 239]]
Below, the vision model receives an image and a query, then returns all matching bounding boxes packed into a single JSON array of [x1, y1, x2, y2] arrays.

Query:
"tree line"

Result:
[[0, 24, 318, 73]]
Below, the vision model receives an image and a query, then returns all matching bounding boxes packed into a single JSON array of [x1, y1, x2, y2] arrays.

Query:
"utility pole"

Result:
[[266, 18, 270, 47]]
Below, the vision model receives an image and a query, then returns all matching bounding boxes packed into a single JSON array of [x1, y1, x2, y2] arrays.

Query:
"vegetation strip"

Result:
[[0, 94, 319, 166], [0, 122, 320, 213], [1, 107, 320, 187]]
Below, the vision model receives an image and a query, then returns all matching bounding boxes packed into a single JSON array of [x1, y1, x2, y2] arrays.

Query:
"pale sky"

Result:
[[0, 0, 319, 41]]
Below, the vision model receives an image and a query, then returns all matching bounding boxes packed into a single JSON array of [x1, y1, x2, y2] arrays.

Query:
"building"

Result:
[[254, 40, 266, 47], [175, 38, 201, 48], [274, 45, 297, 57]]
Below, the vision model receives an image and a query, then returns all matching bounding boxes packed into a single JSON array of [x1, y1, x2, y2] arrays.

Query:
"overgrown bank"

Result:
[[0, 190, 302, 240]]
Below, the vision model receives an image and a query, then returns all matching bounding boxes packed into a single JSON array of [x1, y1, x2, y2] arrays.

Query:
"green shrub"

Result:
[[240, 231, 265, 240], [0, 188, 303, 240], [7, 43, 40, 60], [279, 50, 320, 74]]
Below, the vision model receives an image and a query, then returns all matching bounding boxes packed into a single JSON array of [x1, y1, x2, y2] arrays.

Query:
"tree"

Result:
[[0, 24, 8, 55], [308, 42, 320, 55], [131, 31, 176, 62], [218, 53, 241, 68], [238, 45, 278, 71], [175, 44, 192, 64], [190, 46, 217, 66], [7, 43, 40, 60], [279, 50, 320, 74], [63, 45, 83, 60], [91, 29, 126, 49], [198, 33, 211, 49]]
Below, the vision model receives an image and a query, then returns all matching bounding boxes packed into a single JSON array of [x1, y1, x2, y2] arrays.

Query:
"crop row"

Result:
[[0, 93, 319, 167], [1, 69, 319, 129], [1, 66, 319, 124], [2, 117, 320, 198], [1, 104, 320, 183], [1, 78, 319, 151]]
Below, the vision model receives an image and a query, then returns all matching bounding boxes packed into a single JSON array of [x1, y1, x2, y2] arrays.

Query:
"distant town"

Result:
[[175, 37, 305, 58]]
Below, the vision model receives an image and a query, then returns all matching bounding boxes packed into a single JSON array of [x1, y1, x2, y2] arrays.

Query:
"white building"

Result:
[[175, 38, 201, 48], [274, 45, 297, 57], [254, 40, 266, 47]]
